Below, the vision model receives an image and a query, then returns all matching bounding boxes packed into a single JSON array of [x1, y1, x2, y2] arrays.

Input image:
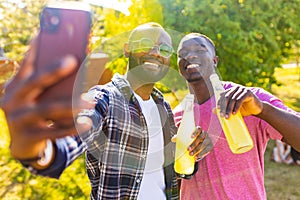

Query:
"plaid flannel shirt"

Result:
[[34, 73, 179, 200]]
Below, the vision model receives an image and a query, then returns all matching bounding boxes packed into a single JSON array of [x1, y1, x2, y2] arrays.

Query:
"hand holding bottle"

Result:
[[210, 74, 254, 154], [174, 94, 213, 179], [217, 85, 263, 118], [172, 126, 212, 161]]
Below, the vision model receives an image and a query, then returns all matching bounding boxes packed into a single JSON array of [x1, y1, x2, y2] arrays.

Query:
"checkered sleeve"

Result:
[[30, 136, 86, 178]]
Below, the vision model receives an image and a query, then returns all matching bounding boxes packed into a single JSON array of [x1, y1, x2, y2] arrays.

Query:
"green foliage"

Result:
[[0, 110, 90, 199], [2, 0, 299, 90], [160, 0, 300, 90], [1, 67, 300, 199], [1, 1, 300, 199], [264, 67, 300, 200], [90, 0, 164, 76], [0, 0, 47, 62], [271, 67, 300, 112]]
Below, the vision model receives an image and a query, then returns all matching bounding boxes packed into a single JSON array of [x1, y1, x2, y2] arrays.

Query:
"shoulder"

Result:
[[87, 81, 123, 100]]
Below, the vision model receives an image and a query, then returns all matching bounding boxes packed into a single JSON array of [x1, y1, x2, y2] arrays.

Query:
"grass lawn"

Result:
[[0, 67, 299, 199]]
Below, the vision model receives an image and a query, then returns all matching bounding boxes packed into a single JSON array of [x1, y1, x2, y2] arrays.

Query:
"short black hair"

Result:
[[180, 33, 216, 56], [128, 22, 164, 42]]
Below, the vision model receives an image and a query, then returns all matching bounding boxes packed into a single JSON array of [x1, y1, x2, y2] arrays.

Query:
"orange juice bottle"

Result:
[[174, 94, 197, 178], [209, 74, 253, 154]]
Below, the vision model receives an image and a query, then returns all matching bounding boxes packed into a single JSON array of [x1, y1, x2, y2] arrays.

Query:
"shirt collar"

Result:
[[111, 73, 164, 102]]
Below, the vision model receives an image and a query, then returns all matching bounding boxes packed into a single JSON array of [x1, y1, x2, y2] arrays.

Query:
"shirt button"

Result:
[[136, 178, 141, 183]]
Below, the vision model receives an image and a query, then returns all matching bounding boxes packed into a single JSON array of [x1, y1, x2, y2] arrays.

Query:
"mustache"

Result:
[[178, 58, 190, 69], [129, 54, 165, 66]]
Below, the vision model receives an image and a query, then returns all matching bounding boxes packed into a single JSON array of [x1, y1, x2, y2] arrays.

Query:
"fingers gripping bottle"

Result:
[[209, 73, 254, 154], [174, 94, 198, 179]]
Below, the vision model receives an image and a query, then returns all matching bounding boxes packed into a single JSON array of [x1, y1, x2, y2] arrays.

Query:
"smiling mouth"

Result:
[[143, 61, 160, 70], [186, 63, 200, 70]]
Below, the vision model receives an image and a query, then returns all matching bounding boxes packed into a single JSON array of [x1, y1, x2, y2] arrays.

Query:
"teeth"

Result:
[[144, 62, 159, 67], [186, 64, 200, 69]]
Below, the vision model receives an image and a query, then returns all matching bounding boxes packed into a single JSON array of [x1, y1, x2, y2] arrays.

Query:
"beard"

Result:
[[186, 75, 203, 83], [178, 58, 214, 83], [128, 54, 169, 84]]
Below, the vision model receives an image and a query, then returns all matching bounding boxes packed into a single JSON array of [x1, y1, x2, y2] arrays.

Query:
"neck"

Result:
[[188, 79, 214, 104], [125, 72, 154, 100], [135, 85, 154, 100]]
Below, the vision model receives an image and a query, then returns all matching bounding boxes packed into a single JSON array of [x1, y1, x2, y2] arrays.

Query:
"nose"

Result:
[[148, 45, 160, 56], [184, 51, 198, 60]]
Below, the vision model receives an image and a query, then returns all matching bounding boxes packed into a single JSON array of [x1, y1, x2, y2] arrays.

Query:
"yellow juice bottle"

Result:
[[174, 94, 197, 178], [209, 74, 254, 154]]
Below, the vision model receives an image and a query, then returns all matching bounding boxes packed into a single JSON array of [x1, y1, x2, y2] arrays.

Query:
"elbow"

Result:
[[282, 137, 300, 152]]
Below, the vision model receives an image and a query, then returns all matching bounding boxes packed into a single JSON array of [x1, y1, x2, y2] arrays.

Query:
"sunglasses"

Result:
[[129, 38, 173, 58]]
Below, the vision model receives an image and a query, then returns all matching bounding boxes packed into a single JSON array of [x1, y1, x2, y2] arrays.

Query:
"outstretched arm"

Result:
[[257, 102, 300, 151]]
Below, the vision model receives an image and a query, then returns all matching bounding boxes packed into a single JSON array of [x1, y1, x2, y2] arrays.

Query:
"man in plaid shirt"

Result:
[[2, 23, 212, 199]]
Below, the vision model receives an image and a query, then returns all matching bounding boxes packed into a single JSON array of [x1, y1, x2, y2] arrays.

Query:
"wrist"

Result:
[[10, 139, 47, 159], [18, 139, 55, 170], [256, 102, 270, 119]]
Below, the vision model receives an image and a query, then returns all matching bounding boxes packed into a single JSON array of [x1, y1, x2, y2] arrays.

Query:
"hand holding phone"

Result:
[[1, 2, 94, 161], [35, 1, 92, 103]]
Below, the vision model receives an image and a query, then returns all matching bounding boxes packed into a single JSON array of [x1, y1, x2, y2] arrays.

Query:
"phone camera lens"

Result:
[[41, 8, 60, 33], [50, 15, 60, 26]]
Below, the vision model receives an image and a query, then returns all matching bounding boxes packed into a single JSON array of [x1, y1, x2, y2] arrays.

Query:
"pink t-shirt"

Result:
[[173, 82, 298, 200]]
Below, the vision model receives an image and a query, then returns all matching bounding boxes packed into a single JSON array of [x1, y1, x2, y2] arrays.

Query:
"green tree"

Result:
[[1, 0, 300, 199], [160, 0, 300, 90], [91, 0, 164, 75], [0, 0, 47, 61], [1, 0, 300, 90], [0, 1, 166, 199]]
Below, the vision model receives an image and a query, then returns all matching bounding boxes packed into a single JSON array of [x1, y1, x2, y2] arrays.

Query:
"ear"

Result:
[[124, 43, 130, 57], [213, 56, 219, 67]]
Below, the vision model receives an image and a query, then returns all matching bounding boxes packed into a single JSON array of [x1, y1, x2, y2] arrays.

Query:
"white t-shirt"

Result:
[[134, 94, 166, 200]]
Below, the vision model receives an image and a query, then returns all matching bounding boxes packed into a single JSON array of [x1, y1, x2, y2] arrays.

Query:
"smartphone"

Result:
[[34, 1, 92, 103]]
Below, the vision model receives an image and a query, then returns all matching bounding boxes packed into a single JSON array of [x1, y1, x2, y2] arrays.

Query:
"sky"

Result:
[[0, 0, 132, 18], [84, 0, 132, 15]]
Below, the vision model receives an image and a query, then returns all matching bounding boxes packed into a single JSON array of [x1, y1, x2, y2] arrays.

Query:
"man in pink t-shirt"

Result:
[[174, 33, 300, 200]]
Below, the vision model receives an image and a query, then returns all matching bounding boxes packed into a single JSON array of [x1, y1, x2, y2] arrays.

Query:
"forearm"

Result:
[[257, 102, 300, 151]]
